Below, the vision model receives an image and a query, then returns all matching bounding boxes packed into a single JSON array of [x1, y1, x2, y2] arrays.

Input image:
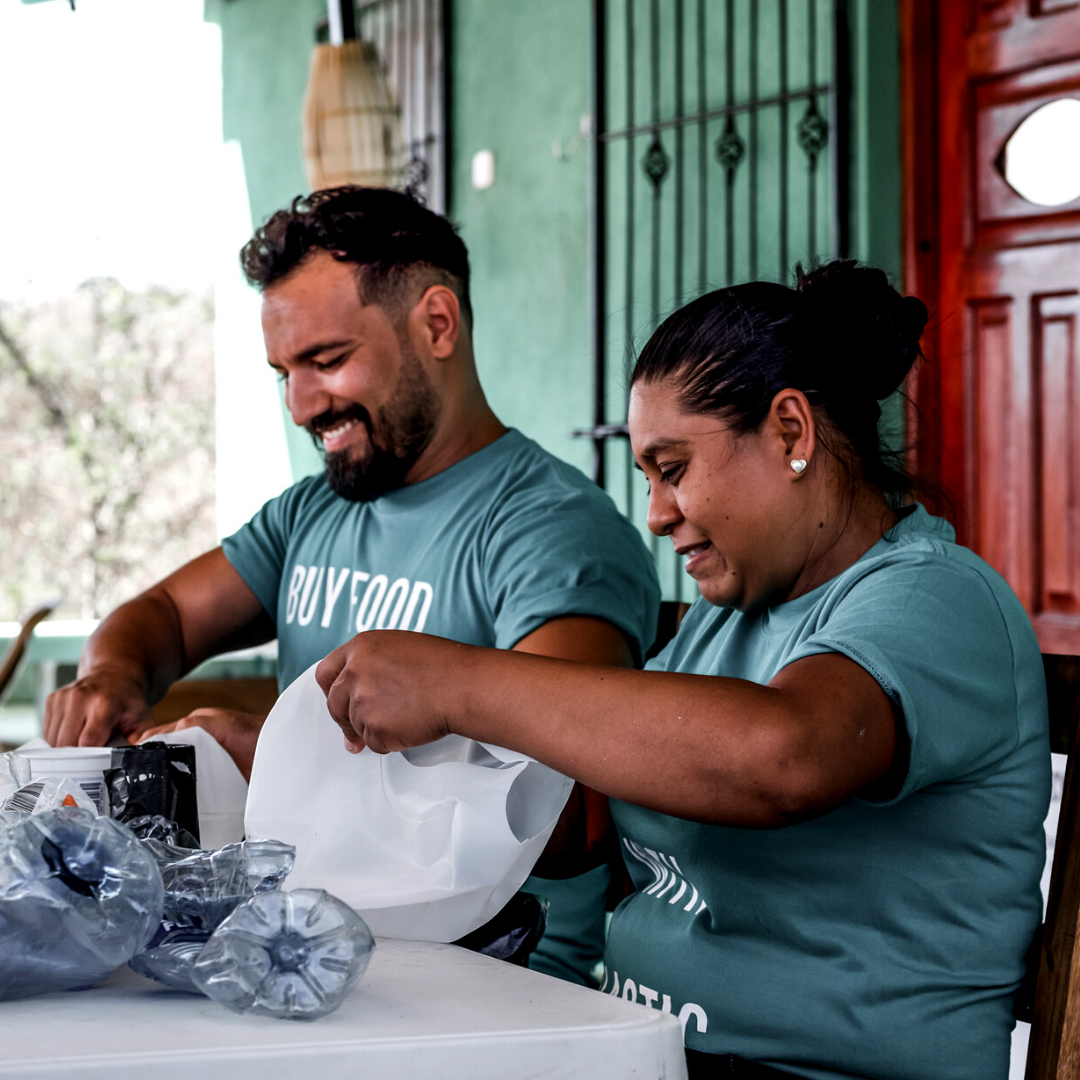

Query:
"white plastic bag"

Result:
[[245, 663, 573, 942]]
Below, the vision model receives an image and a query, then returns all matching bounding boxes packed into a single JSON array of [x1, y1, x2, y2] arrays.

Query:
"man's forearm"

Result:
[[78, 589, 188, 705]]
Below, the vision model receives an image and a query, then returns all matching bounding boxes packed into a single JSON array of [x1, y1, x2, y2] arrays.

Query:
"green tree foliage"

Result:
[[0, 279, 215, 621]]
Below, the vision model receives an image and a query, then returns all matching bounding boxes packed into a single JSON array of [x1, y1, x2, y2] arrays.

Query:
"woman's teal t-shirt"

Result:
[[605, 505, 1051, 1080]]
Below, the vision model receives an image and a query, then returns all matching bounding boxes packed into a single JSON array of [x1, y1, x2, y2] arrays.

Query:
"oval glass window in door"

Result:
[[998, 97, 1080, 207]]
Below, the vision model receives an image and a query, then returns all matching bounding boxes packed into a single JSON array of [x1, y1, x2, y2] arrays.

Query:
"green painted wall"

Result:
[[450, 0, 595, 475]]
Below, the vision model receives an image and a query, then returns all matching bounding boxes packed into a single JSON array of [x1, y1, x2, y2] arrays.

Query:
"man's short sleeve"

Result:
[[482, 483, 661, 663], [785, 551, 1028, 799], [221, 478, 317, 619]]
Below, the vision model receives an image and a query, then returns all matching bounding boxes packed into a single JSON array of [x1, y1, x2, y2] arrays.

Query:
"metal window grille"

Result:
[[577, 0, 852, 600], [342, 0, 449, 214]]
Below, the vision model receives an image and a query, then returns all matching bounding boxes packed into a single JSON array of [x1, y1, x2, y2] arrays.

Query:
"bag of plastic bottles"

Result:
[[128, 832, 295, 993], [191, 888, 374, 1020], [0, 807, 164, 1001]]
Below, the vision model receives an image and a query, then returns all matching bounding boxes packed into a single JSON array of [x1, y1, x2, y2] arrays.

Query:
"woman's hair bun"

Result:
[[796, 259, 927, 402]]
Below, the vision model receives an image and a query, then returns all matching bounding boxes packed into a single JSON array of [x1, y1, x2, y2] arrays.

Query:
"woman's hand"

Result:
[[135, 709, 265, 782], [315, 631, 466, 754]]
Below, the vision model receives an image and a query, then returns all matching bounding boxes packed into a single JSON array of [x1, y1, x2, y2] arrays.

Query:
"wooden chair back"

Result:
[[0, 600, 59, 704], [649, 600, 691, 660], [149, 677, 279, 726], [1024, 654, 1080, 1078]]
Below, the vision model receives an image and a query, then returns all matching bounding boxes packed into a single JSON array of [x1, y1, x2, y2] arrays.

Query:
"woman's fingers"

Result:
[[315, 631, 455, 755], [133, 719, 179, 743], [135, 708, 263, 782], [315, 646, 347, 697]]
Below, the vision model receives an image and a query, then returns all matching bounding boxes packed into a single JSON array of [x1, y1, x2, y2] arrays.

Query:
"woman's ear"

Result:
[[410, 285, 460, 360], [769, 388, 816, 475]]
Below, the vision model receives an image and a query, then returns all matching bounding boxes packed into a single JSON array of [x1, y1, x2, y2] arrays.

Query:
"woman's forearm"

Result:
[[317, 632, 899, 828], [446, 646, 814, 825]]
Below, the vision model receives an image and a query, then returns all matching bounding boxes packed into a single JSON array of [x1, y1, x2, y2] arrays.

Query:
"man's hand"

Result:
[[135, 709, 266, 782], [315, 631, 462, 755], [44, 549, 273, 750], [44, 668, 155, 748]]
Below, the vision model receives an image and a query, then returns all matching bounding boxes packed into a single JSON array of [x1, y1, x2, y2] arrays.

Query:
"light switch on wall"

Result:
[[471, 149, 495, 191]]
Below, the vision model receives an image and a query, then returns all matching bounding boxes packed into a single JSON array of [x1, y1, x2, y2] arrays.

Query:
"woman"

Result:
[[315, 261, 1051, 1080]]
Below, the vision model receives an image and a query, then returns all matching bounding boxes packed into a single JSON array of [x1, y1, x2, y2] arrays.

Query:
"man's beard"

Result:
[[308, 348, 441, 502]]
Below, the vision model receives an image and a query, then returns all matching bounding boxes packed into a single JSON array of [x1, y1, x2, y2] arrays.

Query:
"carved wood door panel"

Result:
[[904, 0, 1080, 652]]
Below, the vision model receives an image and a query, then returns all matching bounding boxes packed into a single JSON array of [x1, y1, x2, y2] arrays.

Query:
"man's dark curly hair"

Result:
[[239, 186, 473, 330]]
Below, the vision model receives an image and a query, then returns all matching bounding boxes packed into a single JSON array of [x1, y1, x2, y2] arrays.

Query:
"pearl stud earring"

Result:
[[790, 459, 807, 474]]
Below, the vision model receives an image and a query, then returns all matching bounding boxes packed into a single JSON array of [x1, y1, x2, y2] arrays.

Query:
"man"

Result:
[[44, 186, 660, 985]]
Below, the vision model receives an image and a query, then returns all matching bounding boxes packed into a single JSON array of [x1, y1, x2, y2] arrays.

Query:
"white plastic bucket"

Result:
[[13, 747, 113, 814]]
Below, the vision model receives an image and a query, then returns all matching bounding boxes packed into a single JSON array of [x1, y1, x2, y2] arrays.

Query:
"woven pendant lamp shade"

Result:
[[302, 41, 402, 192]]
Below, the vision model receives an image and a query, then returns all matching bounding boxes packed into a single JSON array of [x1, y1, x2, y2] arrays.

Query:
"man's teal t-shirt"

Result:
[[222, 429, 661, 987], [222, 429, 660, 688], [604, 505, 1050, 1080]]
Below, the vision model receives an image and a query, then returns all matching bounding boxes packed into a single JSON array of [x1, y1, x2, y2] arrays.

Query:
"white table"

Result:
[[0, 938, 687, 1079]]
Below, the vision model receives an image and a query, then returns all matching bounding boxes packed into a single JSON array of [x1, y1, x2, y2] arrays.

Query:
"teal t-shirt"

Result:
[[222, 429, 660, 688], [604, 505, 1050, 1080]]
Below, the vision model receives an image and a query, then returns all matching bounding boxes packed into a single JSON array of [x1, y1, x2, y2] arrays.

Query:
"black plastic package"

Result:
[[105, 743, 200, 844], [452, 891, 548, 966]]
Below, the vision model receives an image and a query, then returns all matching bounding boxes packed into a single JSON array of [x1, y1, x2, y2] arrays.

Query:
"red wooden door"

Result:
[[904, 0, 1080, 653]]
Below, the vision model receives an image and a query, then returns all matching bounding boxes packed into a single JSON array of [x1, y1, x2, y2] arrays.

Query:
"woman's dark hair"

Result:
[[240, 185, 473, 329], [630, 260, 930, 506]]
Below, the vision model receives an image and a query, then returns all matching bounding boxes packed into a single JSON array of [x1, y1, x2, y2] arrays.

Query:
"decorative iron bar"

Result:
[[575, 0, 851, 601], [351, 0, 449, 213]]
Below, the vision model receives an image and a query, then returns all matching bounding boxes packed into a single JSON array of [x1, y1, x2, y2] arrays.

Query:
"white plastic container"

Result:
[[12, 746, 114, 815]]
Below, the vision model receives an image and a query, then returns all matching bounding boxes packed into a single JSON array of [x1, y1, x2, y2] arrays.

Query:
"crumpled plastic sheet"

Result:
[[192, 888, 375, 1020], [3, 776, 100, 816], [123, 813, 201, 851], [0, 807, 164, 1002], [129, 835, 296, 993]]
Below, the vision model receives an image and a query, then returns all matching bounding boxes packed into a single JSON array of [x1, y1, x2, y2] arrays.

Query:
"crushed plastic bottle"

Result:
[[129, 837, 295, 992], [124, 813, 201, 850], [147, 838, 296, 929], [0, 807, 164, 1001], [192, 888, 374, 1020], [129, 921, 214, 994]]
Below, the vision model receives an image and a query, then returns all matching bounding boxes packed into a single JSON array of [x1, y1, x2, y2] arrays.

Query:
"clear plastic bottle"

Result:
[[129, 835, 296, 993], [192, 888, 374, 1020], [0, 807, 163, 1001]]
